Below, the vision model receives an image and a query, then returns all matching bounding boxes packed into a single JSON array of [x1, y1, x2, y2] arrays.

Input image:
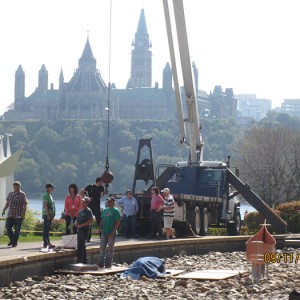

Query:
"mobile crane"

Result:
[[118, 0, 287, 237]]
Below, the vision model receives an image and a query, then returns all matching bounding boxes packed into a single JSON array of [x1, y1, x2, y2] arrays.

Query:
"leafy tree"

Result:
[[10, 125, 28, 150], [0, 116, 288, 201], [29, 126, 63, 161], [15, 158, 41, 194], [56, 162, 78, 192], [237, 126, 300, 206]]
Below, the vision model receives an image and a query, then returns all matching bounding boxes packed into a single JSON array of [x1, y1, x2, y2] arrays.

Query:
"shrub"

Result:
[[208, 227, 227, 236], [276, 201, 300, 233], [240, 226, 249, 235], [244, 211, 265, 234], [22, 208, 39, 231], [51, 219, 66, 233], [34, 218, 65, 236]]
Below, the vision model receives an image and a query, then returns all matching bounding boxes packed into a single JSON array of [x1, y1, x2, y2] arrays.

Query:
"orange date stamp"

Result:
[[264, 252, 300, 263]]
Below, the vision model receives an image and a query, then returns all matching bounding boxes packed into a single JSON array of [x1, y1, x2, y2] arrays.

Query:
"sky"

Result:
[[1, 0, 300, 115]]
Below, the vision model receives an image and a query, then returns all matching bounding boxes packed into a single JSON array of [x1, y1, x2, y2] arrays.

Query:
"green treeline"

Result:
[[0, 118, 239, 197]]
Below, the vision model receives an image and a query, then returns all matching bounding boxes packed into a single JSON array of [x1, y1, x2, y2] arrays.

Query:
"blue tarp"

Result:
[[121, 256, 168, 280]]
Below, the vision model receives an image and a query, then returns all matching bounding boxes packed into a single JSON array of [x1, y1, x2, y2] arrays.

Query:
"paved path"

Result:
[[0, 236, 142, 262]]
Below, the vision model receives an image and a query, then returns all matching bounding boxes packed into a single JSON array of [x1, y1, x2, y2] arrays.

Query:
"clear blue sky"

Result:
[[1, 0, 300, 114]]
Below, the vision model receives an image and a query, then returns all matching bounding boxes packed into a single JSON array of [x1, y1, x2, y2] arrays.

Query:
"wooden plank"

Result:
[[174, 269, 247, 280], [68, 263, 99, 271], [158, 269, 185, 277]]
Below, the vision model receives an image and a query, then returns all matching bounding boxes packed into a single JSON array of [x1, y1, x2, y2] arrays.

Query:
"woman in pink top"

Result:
[[64, 183, 82, 235], [148, 186, 164, 240]]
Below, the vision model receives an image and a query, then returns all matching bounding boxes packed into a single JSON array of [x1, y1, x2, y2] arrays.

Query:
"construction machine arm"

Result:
[[162, 0, 204, 164]]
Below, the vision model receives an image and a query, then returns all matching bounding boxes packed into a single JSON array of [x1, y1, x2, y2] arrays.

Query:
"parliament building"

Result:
[[3, 9, 237, 121]]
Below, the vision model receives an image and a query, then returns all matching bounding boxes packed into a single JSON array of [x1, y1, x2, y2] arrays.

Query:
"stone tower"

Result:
[[14, 65, 25, 104], [59, 68, 64, 90], [38, 64, 48, 92], [162, 62, 173, 95], [129, 9, 152, 88]]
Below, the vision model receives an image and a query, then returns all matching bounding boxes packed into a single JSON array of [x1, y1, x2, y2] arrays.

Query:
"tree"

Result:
[[237, 126, 300, 206], [56, 162, 78, 192], [29, 126, 63, 161], [15, 158, 41, 194]]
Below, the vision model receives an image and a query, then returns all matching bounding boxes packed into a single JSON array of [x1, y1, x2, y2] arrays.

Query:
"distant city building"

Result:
[[2, 9, 237, 122], [235, 94, 272, 121], [197, 89, 210, 117], [206, 86, 237, 119], [281, 99, 300, 117]]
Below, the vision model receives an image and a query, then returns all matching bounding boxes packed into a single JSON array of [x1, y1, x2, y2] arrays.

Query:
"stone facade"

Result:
[[2, 9, 237, 122]]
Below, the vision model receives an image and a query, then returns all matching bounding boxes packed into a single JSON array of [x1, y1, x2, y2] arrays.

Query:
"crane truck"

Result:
[[114, 0, 287, 237]]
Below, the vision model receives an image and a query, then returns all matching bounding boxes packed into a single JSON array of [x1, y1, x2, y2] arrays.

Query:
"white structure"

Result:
[[236, 94, 272, 121], [0, 135, 21, 237]]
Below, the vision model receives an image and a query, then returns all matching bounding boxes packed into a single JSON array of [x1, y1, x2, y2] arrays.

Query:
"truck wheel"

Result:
[[192, 207, 201, 235], [226, 209, 241, 236], [200, 208, 209, 236]]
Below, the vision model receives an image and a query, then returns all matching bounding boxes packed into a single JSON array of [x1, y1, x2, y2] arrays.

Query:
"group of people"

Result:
[[149, 187, 176, 240], [39, 178, 121, 267], [2, 178, 176, 267]]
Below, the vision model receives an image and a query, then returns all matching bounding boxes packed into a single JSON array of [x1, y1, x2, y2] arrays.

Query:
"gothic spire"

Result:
[[78, 37, 96, 73], [137, 9, 148, 35]]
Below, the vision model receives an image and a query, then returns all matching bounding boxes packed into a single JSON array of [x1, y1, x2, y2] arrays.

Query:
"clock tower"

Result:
[[129, 9, 152, 88]]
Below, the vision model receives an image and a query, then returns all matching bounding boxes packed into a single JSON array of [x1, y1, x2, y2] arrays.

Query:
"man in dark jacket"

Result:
[[75, 197, 93, 264], [81, 177, 105, 242]]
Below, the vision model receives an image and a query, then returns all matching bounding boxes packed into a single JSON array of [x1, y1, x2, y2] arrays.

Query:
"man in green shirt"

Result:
[[42, 183, 56, 248], [98, 197, 120, 268]]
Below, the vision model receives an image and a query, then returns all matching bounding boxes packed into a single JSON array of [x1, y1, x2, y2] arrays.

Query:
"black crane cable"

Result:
[[103, 0, 113, 192]]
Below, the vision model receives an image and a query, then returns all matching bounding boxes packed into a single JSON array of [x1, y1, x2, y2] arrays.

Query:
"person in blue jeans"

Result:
[[2, 181, 27, 247], [98, 197, 121, 268], [118, 190, 139, 238], [75, 197, 93, 264], [42, 183, 56, 249]]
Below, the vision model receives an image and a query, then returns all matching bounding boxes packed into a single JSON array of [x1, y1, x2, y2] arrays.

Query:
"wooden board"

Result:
[[158, 269, 186, 278], [55, 266, 127, 275], [174, 269, 247, 280], [68, 263, 99, 271]]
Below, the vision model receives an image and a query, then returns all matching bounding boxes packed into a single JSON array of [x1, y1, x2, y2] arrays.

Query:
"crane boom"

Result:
[[162, 0, 204, 164]]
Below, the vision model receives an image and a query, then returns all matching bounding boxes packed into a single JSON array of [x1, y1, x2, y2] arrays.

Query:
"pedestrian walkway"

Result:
[[0, 236, 139, 263]]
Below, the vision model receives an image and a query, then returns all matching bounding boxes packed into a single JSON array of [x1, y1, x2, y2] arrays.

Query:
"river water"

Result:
[[28, 198, 256, 221]]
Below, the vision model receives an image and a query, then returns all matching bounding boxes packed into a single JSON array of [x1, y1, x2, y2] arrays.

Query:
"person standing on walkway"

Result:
[[118, 190, 139, 238], [81, 177, 105, 242], [42, 183, 56, 249], [98, 197, 121, 268], [64, 183, 82, 235], [161, 188, 176, 239], [75, 197, 93, 264], [2, 181, 27, 247], [148, 187, 164, 240]]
